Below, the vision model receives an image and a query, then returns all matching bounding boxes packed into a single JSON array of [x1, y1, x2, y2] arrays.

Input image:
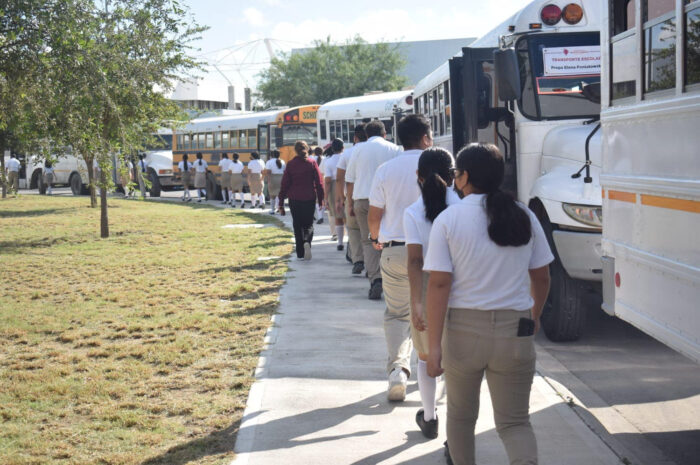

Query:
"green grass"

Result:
[[0, 195, 293, 465]]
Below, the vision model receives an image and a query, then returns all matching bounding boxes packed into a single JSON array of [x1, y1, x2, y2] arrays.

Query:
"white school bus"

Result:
[[600, 0, 700, 362]]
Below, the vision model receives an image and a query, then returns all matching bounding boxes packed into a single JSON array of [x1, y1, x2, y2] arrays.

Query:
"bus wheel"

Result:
[[34, 170, 46, 194], [70, 173, 83, 196], [205, 173, 221, 201], [148, 168, 161, 197], [530, 200, 586, 342]]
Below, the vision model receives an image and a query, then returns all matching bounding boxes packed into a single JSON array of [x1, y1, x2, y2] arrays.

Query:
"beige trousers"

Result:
[[380, 245, 412, 374], [8, 171, 19, 192], [353, 198, 381, 282], [443, 308, 537, 465], [345, 201, 363, 264]]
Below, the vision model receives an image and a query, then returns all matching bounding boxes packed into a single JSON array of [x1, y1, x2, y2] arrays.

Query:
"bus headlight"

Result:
[[562, 203, 602, 228]]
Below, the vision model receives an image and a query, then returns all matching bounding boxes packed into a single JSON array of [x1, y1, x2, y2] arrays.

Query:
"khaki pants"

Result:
[[380, 245, 412, 374], [353, 198, 381, 282], [8, 171, 19, 193], [443, 308, 537, 465], [345, 201, 363, 264]]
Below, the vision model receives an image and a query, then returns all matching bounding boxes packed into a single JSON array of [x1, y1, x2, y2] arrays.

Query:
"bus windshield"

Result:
[[282, 124, 317, 146], [517, 33, 600, 120]]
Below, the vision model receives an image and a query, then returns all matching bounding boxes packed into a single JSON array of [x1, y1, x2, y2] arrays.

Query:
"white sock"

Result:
[[418, 359, 437, 421], [336, 225, 344, 244]]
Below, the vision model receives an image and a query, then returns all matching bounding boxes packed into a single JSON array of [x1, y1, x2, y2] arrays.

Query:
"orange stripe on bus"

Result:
[[608, 190, 636, 203], [641, 195, 700, 214]]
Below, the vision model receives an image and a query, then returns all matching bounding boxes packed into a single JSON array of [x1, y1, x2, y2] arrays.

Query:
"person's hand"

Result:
[[427, 349, 443, 378], [411, 303, 426, 332], [534, 316, 541, 334], [372, 241, 383, 251], [278, 205, 285, 216]]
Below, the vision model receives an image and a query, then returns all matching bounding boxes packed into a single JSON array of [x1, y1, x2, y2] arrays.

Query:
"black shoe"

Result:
[[316, 218, 324, 224], [337, 244, 344, 251], [444, 441, 453, 465], [352, 261, 364, 275], [368, 278, 382, 300], [415, 409, 439, 439]]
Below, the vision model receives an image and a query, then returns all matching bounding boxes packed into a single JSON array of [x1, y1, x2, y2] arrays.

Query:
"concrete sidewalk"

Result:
[[225, 209, 620, 465]]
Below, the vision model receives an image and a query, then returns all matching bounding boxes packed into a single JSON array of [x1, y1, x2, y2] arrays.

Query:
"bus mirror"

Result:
[[494, 48, 521, 101], [274, 128, 283, 148]]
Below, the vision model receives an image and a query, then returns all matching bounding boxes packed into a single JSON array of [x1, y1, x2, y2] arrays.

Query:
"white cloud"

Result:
[[243, 7, 266, 27]]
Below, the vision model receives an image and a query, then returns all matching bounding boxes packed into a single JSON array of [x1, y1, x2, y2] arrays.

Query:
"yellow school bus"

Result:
[[172, 105, 319, 198]]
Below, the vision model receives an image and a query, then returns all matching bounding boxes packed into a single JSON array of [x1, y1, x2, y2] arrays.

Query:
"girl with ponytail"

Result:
[[422, 143, 554, 465], [229, 153, 245, 207], [403, 146, 460, 439], [264, 150, 286, 214]]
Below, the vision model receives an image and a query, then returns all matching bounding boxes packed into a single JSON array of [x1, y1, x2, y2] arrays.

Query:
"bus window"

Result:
[[230, 130, 238, 148], [240, 130, 247, 148], [214, 132, 221, 149], [283, 124, 317, 146], [329, 120, 336, 139], [342, 120, 349, 143], [687, 5, 700, 86], [248, 129, 256, 148], [320, 119, 327, 140], [206, 132, 214, 149], [645, 0, 675, 21], [644, 16, 676, 93], [259, 126, 268, 150], [221, 131, 229, 148]]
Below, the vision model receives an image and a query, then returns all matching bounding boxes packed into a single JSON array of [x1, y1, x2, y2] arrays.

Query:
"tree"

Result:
[[257, 36, 407, 107]]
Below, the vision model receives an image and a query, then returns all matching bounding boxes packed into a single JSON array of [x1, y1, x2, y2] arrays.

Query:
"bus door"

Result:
[[460, 46, 517, 196], [257, 124, 269, 160]]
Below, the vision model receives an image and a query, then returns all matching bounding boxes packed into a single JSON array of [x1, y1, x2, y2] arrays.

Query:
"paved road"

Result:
[[20, 187, 700, 464]]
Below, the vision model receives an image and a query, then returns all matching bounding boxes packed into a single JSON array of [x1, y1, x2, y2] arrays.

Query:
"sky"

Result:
[[177, 0, 534, 101]]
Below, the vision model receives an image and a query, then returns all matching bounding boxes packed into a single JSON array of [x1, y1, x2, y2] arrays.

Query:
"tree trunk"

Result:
[[85, 155, 97, 208], [100, 167, 109, 238]]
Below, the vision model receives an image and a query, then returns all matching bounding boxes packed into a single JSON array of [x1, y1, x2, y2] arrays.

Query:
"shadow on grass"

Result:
[[199, 259, 285, 275], [0, 207, 75, 218], [0, 237, 72, 253]]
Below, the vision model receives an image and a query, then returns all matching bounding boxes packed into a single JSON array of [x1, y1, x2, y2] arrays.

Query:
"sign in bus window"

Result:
[[543, 46, 601, 76]]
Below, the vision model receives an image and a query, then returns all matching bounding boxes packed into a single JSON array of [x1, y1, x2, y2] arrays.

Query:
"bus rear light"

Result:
[[405, 95, 413, 106], [541, 4, 561, 25], [615, 272, 621, 288], [562, 4, 583, 24]]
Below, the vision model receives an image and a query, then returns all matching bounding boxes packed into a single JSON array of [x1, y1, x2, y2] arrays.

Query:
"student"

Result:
[[219, 153, 232, 205], [312, 146, 325, 224], [424, 143, 553, 465], [6, 153, 20, 194], [137, 153, 148, 198], [246, 152, 265, 208], [43, 160, 55, 195], [403, 147, 460, 438], [324, 139, 345, 250], [193, 152, 208, 202], [119, 157, 134, 198], [367, 114, 431, 401], [178, 153, 192, 202], [264, 150, 285, 214], [278, 141, 324, 260], [346, 120, 401, 300], [336, 123, 367, 274], [229, 153, 245, 207]]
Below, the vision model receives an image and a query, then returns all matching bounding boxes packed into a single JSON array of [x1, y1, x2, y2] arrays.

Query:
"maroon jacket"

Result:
[[278, 155, 324, 204]]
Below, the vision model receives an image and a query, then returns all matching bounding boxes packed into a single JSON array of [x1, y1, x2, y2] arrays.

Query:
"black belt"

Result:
[[382, 241, 405, 248]]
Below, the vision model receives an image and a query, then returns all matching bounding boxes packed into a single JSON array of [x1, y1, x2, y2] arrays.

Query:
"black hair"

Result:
[[455, 143, 531, 247], [272, 150, 282, 169], [45, 160, 53, 168], [222, 153, 229, 159], [251, 151, 260, 160], [331, 138, 344, 154], [398, 114, 430, 149], [365, 120, 386, 138], [418, 147, 454, 222], [196, 152, 203, 165], [354, 123, 367, 142], [313, 146, 323, 156], [182, 153, 189, 171], [233, 152, 240, 163]]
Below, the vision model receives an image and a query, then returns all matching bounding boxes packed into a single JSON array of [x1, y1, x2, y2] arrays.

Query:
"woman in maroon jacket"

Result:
[[278, 141, 325, 260]]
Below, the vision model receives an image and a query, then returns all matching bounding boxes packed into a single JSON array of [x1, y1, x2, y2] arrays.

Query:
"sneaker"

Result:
[[352, 261, 364, 275], [331, 234, 337, 241], [316, 218, 324, 225], [388, 368, 407, 401], [444, 441, 453, 465], [337, 244, 344, 251], [415, 409, 439, 439], [269, 209, 275, 214], [303, 242, 312, 260], [197, 199, 202, 203], [368, 278, 382, 300]]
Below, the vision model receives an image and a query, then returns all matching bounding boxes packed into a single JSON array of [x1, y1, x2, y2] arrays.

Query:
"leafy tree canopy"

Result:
[[257, 36, 408, 107]]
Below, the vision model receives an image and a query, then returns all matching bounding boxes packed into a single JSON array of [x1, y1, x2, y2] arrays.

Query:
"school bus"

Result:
[[172, 105, 319, 199]]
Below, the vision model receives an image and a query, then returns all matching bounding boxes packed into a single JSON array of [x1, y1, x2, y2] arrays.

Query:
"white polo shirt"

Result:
[[346, 136, 401, 200], [265, 158, 285, 174], [336, 143, 360, 171], [423, 194, 554, 311], [219, 158, 232, 172], [229, 160, 244, 174], [323, 154, 341, 180], [403, 189, 461, 259], [368, 149, 422, 242], [6, 157, 20, 172], [177, 160, 191, 172], [193, 159, 208, 172], [247, 159, 265, 174]]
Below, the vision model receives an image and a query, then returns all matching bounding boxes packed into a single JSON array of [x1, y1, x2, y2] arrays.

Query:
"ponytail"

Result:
[[276, 158, 282, 169], [418, 147, 454, 223], [455, 143, 531, 247]]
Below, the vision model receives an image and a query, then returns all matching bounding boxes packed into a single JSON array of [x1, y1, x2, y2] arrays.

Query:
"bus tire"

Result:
[[70, 173, 87, 196], [205, 173, 221, 201], [530, 200, 586, 342], [148, 168, 161, 197], [33, 170, 46, 194]]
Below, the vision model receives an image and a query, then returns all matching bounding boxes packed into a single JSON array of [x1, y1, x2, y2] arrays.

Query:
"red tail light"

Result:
[[562, 3, 584, 24], [541, 4, 562, 25]]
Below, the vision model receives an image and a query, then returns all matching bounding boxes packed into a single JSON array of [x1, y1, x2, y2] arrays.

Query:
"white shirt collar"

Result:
[[460, 193, 487, 205]]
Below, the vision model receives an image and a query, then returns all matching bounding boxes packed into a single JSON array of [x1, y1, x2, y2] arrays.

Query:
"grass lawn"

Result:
[[0, 195, 293, 465]]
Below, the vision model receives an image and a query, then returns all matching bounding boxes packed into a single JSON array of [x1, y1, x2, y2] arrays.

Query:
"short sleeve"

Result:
[[337, 153, 347, 170], [368, 166, 386, 208], [403, 209, 422, 246], [345, 152, 357, 183], [324, 162, 333, 179], [527, 209, 555, 269], [423, 215, 453, 273]]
